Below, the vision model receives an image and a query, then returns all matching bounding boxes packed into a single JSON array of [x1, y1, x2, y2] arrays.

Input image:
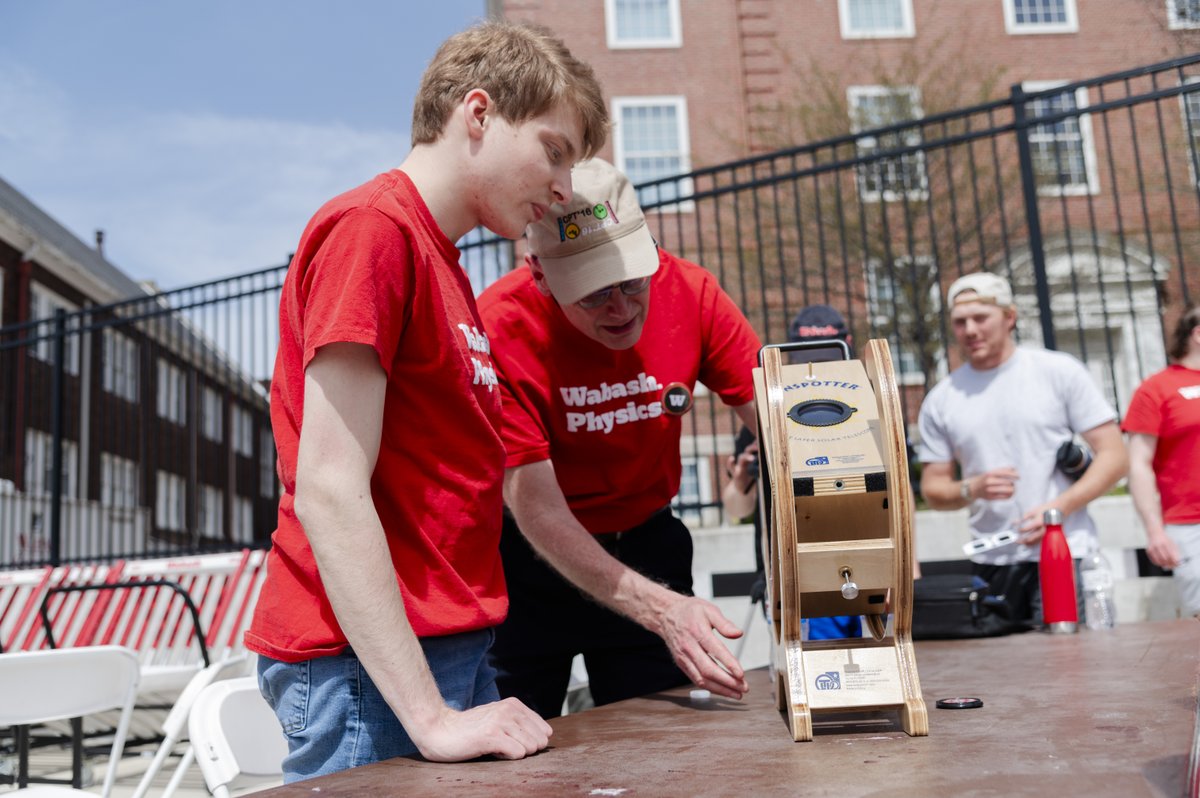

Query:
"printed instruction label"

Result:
[[802, 646, 904, 709]]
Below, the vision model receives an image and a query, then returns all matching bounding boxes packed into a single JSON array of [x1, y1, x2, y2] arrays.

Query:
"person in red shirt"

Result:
[[478, 159, 761, 718], [244, 21, 608, 781], [1123, 304, 1200, 616]]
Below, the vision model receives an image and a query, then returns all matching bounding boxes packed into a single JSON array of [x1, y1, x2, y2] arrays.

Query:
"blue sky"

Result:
[[0, 0, 487, 289]]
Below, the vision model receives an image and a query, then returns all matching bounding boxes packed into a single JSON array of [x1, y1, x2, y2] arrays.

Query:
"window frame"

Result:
[[25, 429, 79, 498], [605, 0, 682, 49], [838, 0, 916, 39], [847, 84, 928, 203], [232, 496, 254, 545], [1181, 77, 1200, 186], [156, 357, 188, 425], [155, 470, 186, 532], [673, 455, 713, 525], [29, 284, 81, 376], [100, 452, 139, 509], [1023, 80, 1100, 197], [231, 404, 254, 457], [260, 428, 277, 499], [198, 484, 224, 539], [200, 385, 224, 443], [865, 257, 943, 385], [1003, 0, 1078, 34], [611, 95, 694, 213], [102, 327, 139, 402], [1168, 0, 1200, 29]]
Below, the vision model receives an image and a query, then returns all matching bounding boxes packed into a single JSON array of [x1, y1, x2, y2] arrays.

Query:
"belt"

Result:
[[592, 505, 673, 552]]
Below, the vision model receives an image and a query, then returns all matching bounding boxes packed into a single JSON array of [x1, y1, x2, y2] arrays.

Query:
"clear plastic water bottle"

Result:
[[1079, 551, 1117, 630]]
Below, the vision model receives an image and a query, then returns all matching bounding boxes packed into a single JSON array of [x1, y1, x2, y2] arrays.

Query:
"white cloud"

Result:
[[1, 62, 410, 289]]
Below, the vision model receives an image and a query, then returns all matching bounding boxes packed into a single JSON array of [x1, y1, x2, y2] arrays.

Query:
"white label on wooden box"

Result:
[[801, 646, 903, 709]]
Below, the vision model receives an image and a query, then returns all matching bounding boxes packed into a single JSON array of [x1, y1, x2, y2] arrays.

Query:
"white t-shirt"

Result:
[[917, 346, 1116, 564]]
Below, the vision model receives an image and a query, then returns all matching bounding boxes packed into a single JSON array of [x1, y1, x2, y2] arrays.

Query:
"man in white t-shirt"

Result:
[[917, 272, 1128, 626]]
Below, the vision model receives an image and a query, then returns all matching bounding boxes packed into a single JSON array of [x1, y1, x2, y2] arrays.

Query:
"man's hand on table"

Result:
[[412, 698, 553, 762]]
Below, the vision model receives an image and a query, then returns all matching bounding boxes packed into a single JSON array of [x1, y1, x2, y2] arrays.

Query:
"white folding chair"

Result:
[[188, 676, 285, 797], [0, 645, 140, 798], [129, 654, 253, 798]]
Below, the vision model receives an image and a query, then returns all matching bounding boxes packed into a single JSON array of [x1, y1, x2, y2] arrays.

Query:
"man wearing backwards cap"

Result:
[[917, 272, 1127, 628], [478, 158, 761, 717]]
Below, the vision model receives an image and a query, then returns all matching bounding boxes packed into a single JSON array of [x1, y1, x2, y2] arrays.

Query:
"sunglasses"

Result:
[[575, 276, 653, 310]]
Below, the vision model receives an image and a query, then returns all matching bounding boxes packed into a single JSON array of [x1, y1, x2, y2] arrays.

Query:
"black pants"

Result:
[[489, 508, 691, 719]]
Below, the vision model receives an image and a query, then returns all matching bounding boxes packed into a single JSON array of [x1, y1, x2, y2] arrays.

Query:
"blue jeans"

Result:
[[257, 628, 500, 783], [807, 615, 863, 639]]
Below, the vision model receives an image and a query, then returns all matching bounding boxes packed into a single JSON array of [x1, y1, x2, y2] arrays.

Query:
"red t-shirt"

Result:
[[246, 170, 507, 662], [1122, 364, 1200, 524], [478, 251, 761, 533]]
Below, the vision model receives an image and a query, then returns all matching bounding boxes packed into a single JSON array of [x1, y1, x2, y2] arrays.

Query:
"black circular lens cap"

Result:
[[936, 697, 983, 709]]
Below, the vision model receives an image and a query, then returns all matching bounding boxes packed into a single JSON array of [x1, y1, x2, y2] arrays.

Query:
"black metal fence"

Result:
[[0, 267, 286, 566], [4, 53, 1199, 564], [461, 53, 1200, 522]]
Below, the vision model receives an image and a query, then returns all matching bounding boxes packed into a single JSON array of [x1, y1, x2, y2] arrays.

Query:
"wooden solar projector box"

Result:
[[753, 339, 927, 742]]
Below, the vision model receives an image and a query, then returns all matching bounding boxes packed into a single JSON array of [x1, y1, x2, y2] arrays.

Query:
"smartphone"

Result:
[[759, 338, 851, 365]]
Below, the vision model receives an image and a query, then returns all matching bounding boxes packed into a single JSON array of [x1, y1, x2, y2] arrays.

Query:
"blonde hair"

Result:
[[412, 20, 608, 159]]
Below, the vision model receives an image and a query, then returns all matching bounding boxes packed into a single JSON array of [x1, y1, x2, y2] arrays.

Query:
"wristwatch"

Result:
[[960, 480, 972, 502]]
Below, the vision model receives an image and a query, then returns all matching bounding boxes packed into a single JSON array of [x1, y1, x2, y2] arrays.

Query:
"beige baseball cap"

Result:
[[526, 158, 660, 305], [947, 272, 1015, 308]]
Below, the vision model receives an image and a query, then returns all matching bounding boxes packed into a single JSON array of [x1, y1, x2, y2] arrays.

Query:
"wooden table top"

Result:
[[258, 620, 1200, 797]]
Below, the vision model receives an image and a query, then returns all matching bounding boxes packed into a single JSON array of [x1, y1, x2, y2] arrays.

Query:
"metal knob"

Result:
[[840, 567, 859, 600]]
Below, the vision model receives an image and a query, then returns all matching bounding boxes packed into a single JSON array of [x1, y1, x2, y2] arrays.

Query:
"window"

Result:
[[100, 453, 138, 508], [155, 471, 186, 531], [157, 358, 187, 424], [866, 258, 942, 383], [231, 405, 254, 457], [24, 429, 78, 497], [198, 485, 223, 539], [838, 0, 915, 38], [1168, 0, 1200, 29], [612, 97, 692, 207], [260, 429, 277, 499], [1181, 79, 1200, 185], [1023, 81, 1099, 196], [672, 456, 712, 524], [102, 328, 139, 402], [29, 285, 81, 376], [1003, 0, 1077, 33], [201, 386, 223, 443], [232, 497, 254, 545], [605, 0, 681, 48], [848, 86, 927, 202]]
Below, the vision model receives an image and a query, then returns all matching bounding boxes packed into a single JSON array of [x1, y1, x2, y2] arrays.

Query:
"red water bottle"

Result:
[[1039, 508, 1078, 633]]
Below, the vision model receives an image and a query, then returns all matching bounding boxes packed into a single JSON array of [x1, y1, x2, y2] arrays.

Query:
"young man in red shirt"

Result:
[[244, 21, 607, 781], [1124, 304, 1200, 616], [478, 158, 761, 718]]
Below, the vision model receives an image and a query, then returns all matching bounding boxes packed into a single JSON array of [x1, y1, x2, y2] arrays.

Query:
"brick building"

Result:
[[493, 0, 1198, 166], [0, 175, 278, 564], [489, 0, 1200, 518]]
